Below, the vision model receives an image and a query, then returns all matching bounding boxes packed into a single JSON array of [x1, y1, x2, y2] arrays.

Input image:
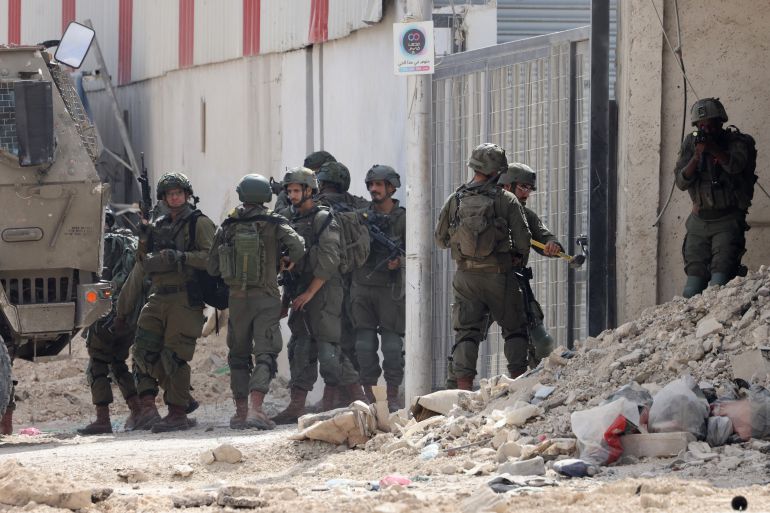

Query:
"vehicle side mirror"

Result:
[[54, 22, 95, 69]]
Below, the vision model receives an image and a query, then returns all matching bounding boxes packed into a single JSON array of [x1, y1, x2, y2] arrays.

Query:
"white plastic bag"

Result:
[[571, 398, 640, 465], [648, 375, 709, 439]]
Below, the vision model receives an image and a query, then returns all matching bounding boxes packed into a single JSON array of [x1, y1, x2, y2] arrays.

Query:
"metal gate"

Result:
[[430, 27, 591, 388]]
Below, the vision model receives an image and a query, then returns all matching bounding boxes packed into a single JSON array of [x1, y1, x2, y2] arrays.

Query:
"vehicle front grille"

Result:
[[0, 270, 74, 305]]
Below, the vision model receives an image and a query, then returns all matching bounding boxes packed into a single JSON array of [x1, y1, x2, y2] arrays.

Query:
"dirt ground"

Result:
[[2, 299, 770, 512]]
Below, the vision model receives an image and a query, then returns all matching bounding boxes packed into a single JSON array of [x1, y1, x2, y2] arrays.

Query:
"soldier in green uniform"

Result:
[[675, 98, 756, 297], [273, 151, 337, 212], [435, 143, 531, 390], [271, 167, 365, 424], [116, 173, 216, 432], [78, 210, 144, 434], [499, 163, 563, 367], [351, 165, 406, 412], [208, 174, 305, 430], [314, 161, 370, 406]]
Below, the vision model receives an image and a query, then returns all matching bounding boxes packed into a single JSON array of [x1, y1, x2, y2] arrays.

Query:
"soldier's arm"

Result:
[[675, 134, 698, 190], [116, 260, 145, 318], [717, 136, 749, 175], [434, 198, 452, 249], [206, 227, 223, 276], [277, 221, 306, 263], [393, 209, 407, 269], [528, 211, 563, 256], [313, 211, 341, 280], [184, 216, 216, 270]]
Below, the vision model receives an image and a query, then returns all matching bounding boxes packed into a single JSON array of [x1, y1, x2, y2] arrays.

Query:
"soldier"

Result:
[[115, 172, 215, 432], [273, 151, 337, 212], [351, 165, 406, 412], [675, 98, 756, 298], [77, 209, 144, 434], [498, 163, 562, 367], [207, 174, 305, 430], [435, 143, 531, 390], [271, 167, 365, 424]]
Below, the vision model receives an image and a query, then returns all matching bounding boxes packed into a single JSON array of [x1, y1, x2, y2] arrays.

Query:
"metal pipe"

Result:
[[404, 0, 434, 403]]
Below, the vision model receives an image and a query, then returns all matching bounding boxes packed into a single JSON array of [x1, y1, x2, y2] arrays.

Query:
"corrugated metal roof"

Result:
[[131, 0, 178, 82], [193, 0, 242, 66], [18, 0, 62, 45]]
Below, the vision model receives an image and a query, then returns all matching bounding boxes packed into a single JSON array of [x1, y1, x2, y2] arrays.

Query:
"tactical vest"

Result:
[[217, 212, 285, 290], [448, 187, 509, 261]]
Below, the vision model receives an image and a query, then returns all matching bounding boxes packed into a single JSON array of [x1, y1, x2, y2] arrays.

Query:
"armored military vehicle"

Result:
[[0, 23, 112, 416]]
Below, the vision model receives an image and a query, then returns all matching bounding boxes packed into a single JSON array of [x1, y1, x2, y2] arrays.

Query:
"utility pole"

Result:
[[404, 0, 433, 404]]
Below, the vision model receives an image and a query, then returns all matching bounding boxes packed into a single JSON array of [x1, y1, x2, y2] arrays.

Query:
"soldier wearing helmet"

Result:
[[115, 172, 216, 432], [674, 98, 756, 297], [273, 150, 338, 212], [271, 167, 365, 424], [434, 143, 532, 390], [350, 165, 406, 411], [207, 174, 305, 430]]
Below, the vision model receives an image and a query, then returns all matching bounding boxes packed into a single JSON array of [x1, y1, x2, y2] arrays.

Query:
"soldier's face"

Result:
[[514, 183, 533, 204], [164, 188, 187, 208], [368, 180, 394, 203], [698, 118, 722, 134], [286, 184, 310, 206]]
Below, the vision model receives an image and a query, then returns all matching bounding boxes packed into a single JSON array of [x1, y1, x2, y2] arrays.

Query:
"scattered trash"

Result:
[[648, 376, 709, 439], [487, 473, 558, 493], [379, 474, 411, 488], [571, 397, 640, 465], [420, 443, 440, 460], [18, 427, 41, 436], [552, 458, 597, 478], [325, 479, 356, 489]]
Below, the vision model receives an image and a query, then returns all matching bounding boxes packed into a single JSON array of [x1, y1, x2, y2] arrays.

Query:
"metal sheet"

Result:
[[19, 0, 62, 45], [193, 0, 242, 65], [131, 0, 178, 82], [327, 0, 383, 40], [259, 0, 312, 54]]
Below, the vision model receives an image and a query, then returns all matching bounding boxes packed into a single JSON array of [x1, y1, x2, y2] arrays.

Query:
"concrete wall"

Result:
[[616, 0, 770, 321]]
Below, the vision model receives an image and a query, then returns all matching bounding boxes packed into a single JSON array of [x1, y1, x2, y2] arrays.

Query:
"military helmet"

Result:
[[467, 143, 508, 176], [690, 97, 728, 126], [236, 173, 272, 204], [303, 150, 337, 171], [316, 161, 351, 192], [282, 166, 318, 191], [499, 163, 537, 190], [365, 164, 401, 188], [156, 172, 194, 200]]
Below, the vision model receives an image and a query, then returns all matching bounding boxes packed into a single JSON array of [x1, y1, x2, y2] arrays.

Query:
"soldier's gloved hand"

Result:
[[159, 249, 186, 265]]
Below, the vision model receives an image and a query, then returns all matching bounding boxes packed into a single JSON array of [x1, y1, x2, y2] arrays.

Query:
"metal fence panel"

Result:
[[431, 28, 590, 389]]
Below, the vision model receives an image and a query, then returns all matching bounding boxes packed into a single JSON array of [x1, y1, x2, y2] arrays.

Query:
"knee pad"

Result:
[[355, 329, 379, 352]]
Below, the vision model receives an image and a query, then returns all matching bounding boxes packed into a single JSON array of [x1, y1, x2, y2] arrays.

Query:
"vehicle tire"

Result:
[[0, 337, 11, 416]]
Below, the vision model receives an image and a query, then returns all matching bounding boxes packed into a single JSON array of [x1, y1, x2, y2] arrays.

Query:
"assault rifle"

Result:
[[365, 220, 405, 277], [511, 266, 537, 330], [136, 152, 152, 255]]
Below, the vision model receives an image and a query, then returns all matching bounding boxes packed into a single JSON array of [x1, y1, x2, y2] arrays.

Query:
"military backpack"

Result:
[[727, 126, 758, 212], [315, 203, 370, 274], [448, 188, 507, 261], [217, 212, 287, 290]]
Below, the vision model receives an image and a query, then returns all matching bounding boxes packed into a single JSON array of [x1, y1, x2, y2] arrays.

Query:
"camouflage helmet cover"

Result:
[[316, 161, 351, 192], [156, 172, 194, 200], [499, 162, 537, 190], [282, 166, 319, 191], [236, 173, 273, 204], [467, 143, 508, 175], [690, 97, 728, 126], [303, 150, 337, 170], [365, 164, 401, 188]]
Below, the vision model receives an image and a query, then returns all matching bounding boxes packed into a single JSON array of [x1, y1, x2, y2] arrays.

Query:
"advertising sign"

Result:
[[393, 21, 435, 75]]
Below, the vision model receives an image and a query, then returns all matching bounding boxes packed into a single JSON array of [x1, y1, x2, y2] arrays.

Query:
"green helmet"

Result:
[[365, 164, 401, 188], [156, 172, 193, 200], [690, 98, 728, 126], [467, 143, 508, 176], [282, 166, 318, 191], [499, 163, 537, 190], [303, 150, 336, 171], [236, 173, 272, 204], [316, 161, 351, 192]]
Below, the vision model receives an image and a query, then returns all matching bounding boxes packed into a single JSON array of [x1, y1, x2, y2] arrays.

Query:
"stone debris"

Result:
[[172, 491, 215, 508], [0, 458, 92, 510], [216, 485, 267, 508], [90, 487, 113, 503], [172, 464, 195, 478], [117, 468, 149, 483], [210, 443, 243, 464]]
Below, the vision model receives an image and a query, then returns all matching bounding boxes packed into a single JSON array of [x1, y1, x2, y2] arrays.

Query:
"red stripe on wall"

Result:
[[243, 0, 260, 56], [179, 0, 194, 68], [62, 0, 76, 34], [8, 0, 21, 44], [308, 0, 328, 44], [118, 0, 133, 85]]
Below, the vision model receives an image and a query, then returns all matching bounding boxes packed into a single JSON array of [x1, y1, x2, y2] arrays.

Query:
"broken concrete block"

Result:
[[696, 317, 722, 338], [199, 450, 216, 465], [172, 464, 194, 478], [117, 468, 148, 483], [621, 432, 695, 458], [731, 349, 770, 381], [490, 429, 509, 449], [0, 460, 93, 510], [460, 486, 508, 513], [496, 441, 522, 463], [216, 486, 266, 508], [212, 444, 243, 464], [497, 456, 545, 476], [172, 492, 215, 508]]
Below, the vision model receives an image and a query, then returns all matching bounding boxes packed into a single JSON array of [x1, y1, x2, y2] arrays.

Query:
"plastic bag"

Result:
[[748, 384, 770, 439], [604, 382, 653, 427], [706, 415, 733, 446], [571, 397, 640, 465], [648, 375, 709, 439]]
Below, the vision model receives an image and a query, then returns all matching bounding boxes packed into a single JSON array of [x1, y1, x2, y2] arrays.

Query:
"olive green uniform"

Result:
[[315, 190, 371, 370], [86, 229, 143, 406], [435, 180, 531, 381], [675, 130, 752, 282], [207, 205, 305, 398], [351, 202, 406, 387], [118, 204, 215, 408], [280, 204, 360, 391]]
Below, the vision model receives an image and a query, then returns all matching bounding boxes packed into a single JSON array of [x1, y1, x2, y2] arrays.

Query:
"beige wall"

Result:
[[616, 0, 770, 321]]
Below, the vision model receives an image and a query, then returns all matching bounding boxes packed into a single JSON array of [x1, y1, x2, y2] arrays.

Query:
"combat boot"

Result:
[[77, 405, 112, 435], [124, 395, 142, 431], [246, 391, 275, 430], [229, 398, 249, 430], [1, 409, 13, 435], [456, 376, 474, 391], [335, 386, 352, 409], [271, 388, 308, 425], [386, 384, 402, 413], [322, 385, 339, 412], [346, 384, 367, 404], [133, 394, 161, 430], [363, 385, 376, 404], [151, 404, 196, 433]]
